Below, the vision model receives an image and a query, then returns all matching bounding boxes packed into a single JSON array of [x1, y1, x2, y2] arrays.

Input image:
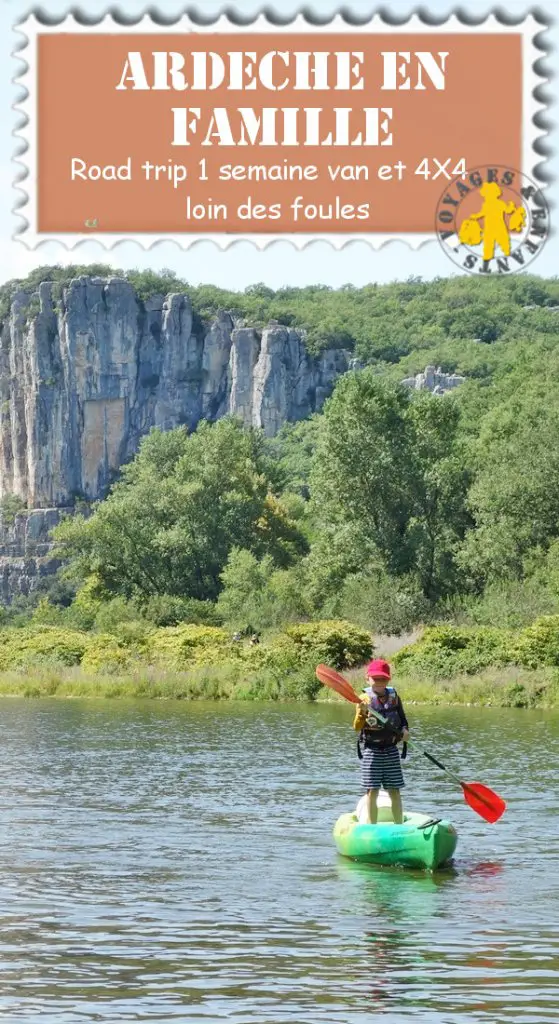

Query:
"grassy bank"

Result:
[[344, 666, 559, 709], [1, 618, 559, 707], [0, 662, 558, 708], [0, 619, 371, 701], [0, 664, 295, 700]]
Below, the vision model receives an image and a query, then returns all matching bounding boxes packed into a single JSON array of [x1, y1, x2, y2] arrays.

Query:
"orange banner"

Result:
[[36, 30, 523, 236]]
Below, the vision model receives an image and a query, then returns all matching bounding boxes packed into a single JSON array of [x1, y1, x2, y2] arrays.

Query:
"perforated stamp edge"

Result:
[[13, 10, 549, 251]]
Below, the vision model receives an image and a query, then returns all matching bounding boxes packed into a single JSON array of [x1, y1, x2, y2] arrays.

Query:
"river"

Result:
[[0, 699, 557, 1023]]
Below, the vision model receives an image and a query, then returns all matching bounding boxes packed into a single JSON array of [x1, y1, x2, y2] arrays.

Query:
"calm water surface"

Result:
[[0, 699, 558, 1023]]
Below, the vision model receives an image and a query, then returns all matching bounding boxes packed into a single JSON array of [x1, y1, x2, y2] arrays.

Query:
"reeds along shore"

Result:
[[0, 663, 557, 708]]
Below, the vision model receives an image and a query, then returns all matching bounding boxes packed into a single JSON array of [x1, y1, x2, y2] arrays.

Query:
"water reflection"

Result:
[[334, 862, 458, 1012], [0, 699, 558, 1023], [336, 858, 458, 916], [463, 861, 505, 878], [334, 856, 550, 1021]]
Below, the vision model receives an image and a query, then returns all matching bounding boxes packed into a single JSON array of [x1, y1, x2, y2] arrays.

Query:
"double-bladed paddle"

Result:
[[315, 663, 507, 823]]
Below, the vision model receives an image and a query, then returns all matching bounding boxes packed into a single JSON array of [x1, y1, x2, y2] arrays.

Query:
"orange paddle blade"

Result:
[[461, 782, 507, 824], [315, 664, 361, 704]]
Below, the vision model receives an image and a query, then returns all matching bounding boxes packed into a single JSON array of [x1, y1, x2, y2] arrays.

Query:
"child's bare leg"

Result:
[[388, 788, 403, 824], [366, 788, 380, 824]]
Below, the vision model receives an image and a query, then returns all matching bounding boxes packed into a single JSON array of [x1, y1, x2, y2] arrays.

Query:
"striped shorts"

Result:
[[360, 745, 405, 791]]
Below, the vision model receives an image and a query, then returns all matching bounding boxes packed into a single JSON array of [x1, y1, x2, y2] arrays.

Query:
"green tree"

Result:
[[265, 415, 321, 499], [309, 374, 470, 602], [0, 492, 26, 525], [459, 397, 559, 585], [217, 548, 312, 630], [52, 418, 307, 602], [322, 568, 429, 635], [310, 373, 417, 579], [406, 394, 471, 599], [216, 549, 276, 630]]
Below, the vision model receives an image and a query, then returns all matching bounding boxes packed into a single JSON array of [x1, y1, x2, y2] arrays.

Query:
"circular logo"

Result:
[[436, 165, 549, 275]]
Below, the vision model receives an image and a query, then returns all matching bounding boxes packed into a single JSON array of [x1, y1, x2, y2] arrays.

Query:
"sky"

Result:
[[3, 0, 557, 290]]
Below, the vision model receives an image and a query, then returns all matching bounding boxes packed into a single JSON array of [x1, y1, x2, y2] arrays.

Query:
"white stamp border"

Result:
[[14, 11, 547, 251]]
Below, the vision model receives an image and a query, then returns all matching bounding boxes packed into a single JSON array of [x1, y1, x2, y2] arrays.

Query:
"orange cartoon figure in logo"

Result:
[[467, 182, 516, 260]]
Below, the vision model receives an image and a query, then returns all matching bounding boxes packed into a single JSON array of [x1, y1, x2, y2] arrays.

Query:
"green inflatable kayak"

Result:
[[333, 810, 458, 870]]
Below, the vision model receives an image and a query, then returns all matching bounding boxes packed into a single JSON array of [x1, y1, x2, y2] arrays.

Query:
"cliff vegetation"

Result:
[[2, 268, 559, 702]]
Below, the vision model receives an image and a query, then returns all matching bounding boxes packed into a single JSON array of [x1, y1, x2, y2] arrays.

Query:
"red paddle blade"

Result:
[[315, 664, 361, 704], [462, 782, 507, 823]]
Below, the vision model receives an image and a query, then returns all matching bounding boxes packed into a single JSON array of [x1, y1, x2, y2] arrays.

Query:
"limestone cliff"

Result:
[[0, 276, 349, 601], [401, 364, 465, 395], [0, 276, 349, 509], [0, 507, 68, 603]]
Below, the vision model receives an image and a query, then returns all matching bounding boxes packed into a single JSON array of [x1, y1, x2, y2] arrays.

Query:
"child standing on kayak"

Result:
[[353, 658, 409, 825]]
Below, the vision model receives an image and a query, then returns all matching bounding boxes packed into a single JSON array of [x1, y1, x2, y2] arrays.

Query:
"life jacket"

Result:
[[358, 686, 403, 756]]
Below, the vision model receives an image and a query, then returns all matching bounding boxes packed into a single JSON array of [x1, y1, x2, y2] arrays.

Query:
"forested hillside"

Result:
[[3, 267, 559, 686], [2, 263, 559, 360]]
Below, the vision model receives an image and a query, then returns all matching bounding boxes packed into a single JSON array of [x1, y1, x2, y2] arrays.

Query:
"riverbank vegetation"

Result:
[[0, 619, 373, 700], [3, 269, 559, 703], [0, 664, 557, 707]]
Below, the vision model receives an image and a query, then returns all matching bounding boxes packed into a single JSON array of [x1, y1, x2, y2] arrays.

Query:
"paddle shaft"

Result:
[[364, 705, 495, 809]]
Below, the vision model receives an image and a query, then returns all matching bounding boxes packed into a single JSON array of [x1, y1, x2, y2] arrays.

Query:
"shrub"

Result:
[[0, 626, 90, 670], [0, 493, 26, 526], [326, 569, 429, 635], [80, 635, 135, 673], [187, 641, 258, 668], [66, 576, 106, 631], [146, 624, 230, 668], [140, 595, 223, 627], [94, 597, 141, 633], [283, 619, 373, 669], [31, 598, 65, 626], [447, 580, 559, 630], [38, 576, 76, 609], [511, 615, 559, 669], [216, 549, 281, 631], [217, 549, 312, 631], [108, 620, 154, 649], [394, 617, 559, 679], [393, 625, 511, 679]]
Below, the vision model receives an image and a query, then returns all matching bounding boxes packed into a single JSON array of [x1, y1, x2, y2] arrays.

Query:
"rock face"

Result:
[[0, 277, 350, 508], [0, 507, 69, 604], [0, 276, 350, 601], [401, 364, 465, 395]]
